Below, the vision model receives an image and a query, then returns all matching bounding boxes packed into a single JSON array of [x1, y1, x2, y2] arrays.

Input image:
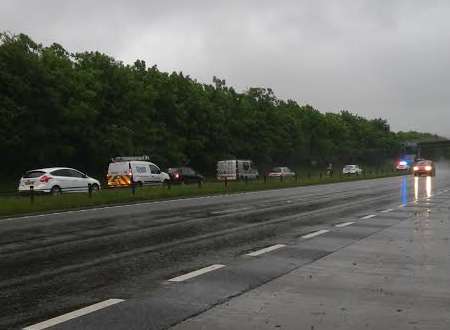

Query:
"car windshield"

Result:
[[272, 167, 282, 172], [417, 161, 431, 166]]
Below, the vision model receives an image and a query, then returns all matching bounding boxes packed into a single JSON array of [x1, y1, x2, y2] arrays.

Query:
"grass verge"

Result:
[[0, 172, 403, 218]]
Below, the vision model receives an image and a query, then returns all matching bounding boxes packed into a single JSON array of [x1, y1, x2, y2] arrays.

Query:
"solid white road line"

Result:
[[23, 299, 124, 330], [335, 222, 355, 228], [168, 264, 225, 282], [361, 214, 376, 220], [301, 229, 329, 239], [380, 208, 394, 213], [246, 244, 286, 257]]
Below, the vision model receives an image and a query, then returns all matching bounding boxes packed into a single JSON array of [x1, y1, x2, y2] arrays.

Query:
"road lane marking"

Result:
[[335, 222, 355, 228], [246, 244, 286, 256], [301, 229, 329, 239], [168, 264, 225, 282], [398, 204, 405, 208], [23, 299, 124, 330], [380, 208, 394, 213], [361, 214, 376, 220]]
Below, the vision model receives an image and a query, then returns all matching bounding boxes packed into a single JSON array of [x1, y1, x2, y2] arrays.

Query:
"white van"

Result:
[[107, 156, 170, 187], [217, 160, 259, 181]]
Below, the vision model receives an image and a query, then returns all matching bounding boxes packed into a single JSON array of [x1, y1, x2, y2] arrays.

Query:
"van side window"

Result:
[[243, 162, 250, 171], [135, 166, 147, 174], [149, 165, 160, 174]]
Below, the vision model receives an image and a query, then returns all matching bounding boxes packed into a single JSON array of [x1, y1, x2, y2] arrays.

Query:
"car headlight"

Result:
[[413, 166, 419, 171], [425, 166, 432, 171]]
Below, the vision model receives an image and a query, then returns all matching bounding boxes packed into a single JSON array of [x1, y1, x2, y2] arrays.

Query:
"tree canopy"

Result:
[[0, 33, 441, 177]]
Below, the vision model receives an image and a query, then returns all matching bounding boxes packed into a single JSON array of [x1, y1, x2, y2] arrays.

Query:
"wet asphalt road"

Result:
[[1, 174, 449, 329]]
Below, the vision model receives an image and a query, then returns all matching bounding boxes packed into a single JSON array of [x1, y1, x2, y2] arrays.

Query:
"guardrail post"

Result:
[[131, 180, 136, 195], [264, 175, 267, 184], [224, 177, 228, 188], [30, 186, 34, 204], [88, 183, 92, 198], [198, 180, 202, 188]]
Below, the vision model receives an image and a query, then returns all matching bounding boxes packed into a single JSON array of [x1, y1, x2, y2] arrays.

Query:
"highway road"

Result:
[[1, 172, 450, 329]]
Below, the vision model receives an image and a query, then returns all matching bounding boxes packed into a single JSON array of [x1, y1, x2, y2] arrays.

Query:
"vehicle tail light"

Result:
[[127, 169, 132, 176], [175, 173, 180, 179], [40, 175, 53, 183]]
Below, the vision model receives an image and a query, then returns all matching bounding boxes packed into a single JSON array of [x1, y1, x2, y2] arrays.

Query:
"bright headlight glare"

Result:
[[425, 166, 432, 171], [413, 166, 419, 171]]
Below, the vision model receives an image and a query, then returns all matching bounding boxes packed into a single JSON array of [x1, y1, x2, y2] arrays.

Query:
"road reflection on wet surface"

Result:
[[410, 175, 433, 202]]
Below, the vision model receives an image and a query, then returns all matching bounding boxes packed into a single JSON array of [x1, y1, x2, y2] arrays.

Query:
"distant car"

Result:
[[412, 160, 435, 176], [168, 167, 204, 184], [395, 160, 411, 172], [343, 165, 363, 176], [217, 160, 259, 181], [18, 167, 101, 194], [268, 167, 296, 177]]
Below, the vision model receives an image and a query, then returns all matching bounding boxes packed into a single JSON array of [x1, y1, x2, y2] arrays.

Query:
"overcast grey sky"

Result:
[[1, 0, 450, 136]]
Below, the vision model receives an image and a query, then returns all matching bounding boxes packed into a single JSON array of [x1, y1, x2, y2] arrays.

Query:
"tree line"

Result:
[[0, 33, 444, 178]]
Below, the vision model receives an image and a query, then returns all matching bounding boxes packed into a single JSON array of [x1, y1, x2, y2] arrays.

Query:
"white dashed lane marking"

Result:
[[23, 299, 124, 330], [335, 222, 355, 228], [246, 244, 286, 257], [301, 229, 329, 239], [380, 208, 394, 213], [168, 264, 225, 282], [360, 214, 376, 220]]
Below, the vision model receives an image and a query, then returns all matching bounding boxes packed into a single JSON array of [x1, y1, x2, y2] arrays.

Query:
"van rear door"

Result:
[[107, 162, 131, 187]]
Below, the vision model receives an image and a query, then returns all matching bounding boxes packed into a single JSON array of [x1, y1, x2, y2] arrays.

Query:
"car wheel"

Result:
[[91, 183, 100, 192], [50, 186, 62, 195]]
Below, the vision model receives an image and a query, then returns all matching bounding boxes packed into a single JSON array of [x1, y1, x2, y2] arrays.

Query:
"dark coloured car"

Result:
[[412, 160, 435, 176], [168, 167, 204, 184]]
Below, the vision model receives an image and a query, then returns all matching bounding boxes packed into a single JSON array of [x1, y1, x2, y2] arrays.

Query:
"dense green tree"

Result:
[[0, 33, 443, 179]]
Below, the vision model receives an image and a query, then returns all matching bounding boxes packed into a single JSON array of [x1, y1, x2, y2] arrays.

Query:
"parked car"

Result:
[[18, 167, 101, 194], [412, 160, 435, 176], [268, 167, 296, 177], [168, 167, 204, 184], [107, 156, 170, 187], [217, 160, 259, 181], [342, 164, 363, 176]]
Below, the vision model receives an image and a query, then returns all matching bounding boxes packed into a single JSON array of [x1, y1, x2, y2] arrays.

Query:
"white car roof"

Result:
[[26, 167, 76, 172]]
